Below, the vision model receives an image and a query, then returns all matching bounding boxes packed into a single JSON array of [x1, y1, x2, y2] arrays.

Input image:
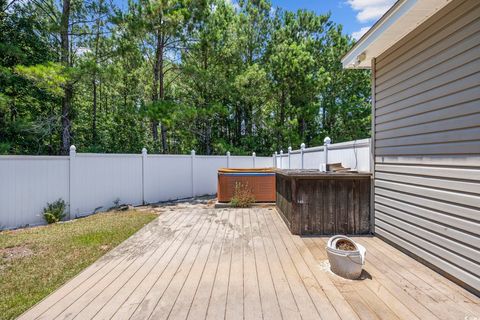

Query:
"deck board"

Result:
[[248, 208, 283, 320], [206, 209, 236, 319], [129, 209, 211, 319], [28, 209, 183, 320], [19, 206, 480, 320], [92, 210, 195, 320], [304, 237, 421, 320], [168, 209, 227, 320], [307, 237, 480, 320], [256, 208, 301, 320], [242, 209, 263, 320], [224, 209, 244, 320], [264, 208, 348, 320], [363, 238, 467, 319], [262, 207, 324, 320], [368, 236, 480, 306]]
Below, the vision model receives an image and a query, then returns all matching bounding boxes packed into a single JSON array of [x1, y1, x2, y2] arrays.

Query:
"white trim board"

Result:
[[342, 0, 452, 69]]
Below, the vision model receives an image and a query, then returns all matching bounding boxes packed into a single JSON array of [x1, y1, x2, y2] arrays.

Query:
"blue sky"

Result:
[[113, 0, 396, 40], [270, 0, 396, 40]]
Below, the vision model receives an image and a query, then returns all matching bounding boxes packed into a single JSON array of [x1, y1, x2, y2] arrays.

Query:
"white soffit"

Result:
[[342, 0, 453, 69]]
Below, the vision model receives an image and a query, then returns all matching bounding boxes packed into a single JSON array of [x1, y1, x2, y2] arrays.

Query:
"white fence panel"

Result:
[[274, 139, 370, 171], [276, 155, 288, 169], [303, 149, 324, 169], [230, 156, 254, 168], [290, 153, 302, 169], [255, 157, 274, 168], [1, 138, 370, 230], [144, 155, 192, 203], [0, 156, 69, 229], [70, 154, 143, 217], [194, 156, 227, 196], [328, 139, 370, 172]]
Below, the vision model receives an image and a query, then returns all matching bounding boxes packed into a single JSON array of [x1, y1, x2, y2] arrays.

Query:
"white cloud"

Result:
[[347, 0, 395, 23], [351, 26, 371, 40]]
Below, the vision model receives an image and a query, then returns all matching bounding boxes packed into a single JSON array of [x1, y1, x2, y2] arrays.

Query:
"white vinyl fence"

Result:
[[0, 156, 70, 230], [273, 138, 371, 172], [0, 138, 370, 230], [0, 147, 272, 230]]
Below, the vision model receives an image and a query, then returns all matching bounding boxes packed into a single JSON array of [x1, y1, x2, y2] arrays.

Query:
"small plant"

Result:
[[43, 199, 67, 224], [113, 198, 121, 208], [230, 182, 255, 208]]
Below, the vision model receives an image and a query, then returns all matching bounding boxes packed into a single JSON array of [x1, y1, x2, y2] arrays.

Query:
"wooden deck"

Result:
[[19, 207, 479, 320]]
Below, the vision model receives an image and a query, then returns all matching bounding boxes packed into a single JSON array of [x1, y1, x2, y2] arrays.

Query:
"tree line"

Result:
[[0, 0, 371, 156]]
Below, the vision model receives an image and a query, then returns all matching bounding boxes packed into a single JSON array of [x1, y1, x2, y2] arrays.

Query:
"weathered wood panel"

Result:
[[276, 171, 371, 235], [18, 206, 480, 320], [304, 236, 480, 320]]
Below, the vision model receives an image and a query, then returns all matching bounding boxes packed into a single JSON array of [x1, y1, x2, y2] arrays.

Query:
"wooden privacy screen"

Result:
[[276, 170, 372, 235], [217, 168, 276, 202]]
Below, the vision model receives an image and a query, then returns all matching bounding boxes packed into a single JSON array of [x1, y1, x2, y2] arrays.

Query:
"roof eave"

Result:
[[341, 0, 452, 69]]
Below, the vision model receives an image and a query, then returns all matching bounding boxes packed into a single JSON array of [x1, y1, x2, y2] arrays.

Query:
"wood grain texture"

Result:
[[19, 207, 480, 320], [276, 173, 371, 235], [304, 236, 480, 320]]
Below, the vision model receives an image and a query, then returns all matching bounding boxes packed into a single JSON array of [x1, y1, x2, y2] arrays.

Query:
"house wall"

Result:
[[372, 0, 480, 293]]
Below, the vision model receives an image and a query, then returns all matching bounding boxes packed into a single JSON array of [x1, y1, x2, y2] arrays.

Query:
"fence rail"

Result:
[[273, 138, 370, 172], [0, 147, 272, 230], [0, 139, 370, 230]]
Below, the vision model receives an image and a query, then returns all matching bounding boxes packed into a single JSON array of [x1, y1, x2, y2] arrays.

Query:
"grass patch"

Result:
[[0, 210, 157, 320]]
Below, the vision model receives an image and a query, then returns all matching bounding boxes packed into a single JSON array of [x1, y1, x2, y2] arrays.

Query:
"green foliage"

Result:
[[42, 199, 67, 224], [15, 62, 68, 96], [0, 0, 371, 156], [230, 182, 255, 208], [0, 209, 157, 319]]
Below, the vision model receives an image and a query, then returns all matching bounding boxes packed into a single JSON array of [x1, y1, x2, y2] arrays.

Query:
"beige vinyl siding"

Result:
[[373, 0, 480, 293]]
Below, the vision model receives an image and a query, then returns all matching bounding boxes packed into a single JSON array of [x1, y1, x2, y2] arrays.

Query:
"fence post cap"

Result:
[[324, 137, 331, 145], [300, 143, 305, 149], [288, 146, 292, 153], [191, 150, 196, 156], [252, 152, 256, 156], [141, 147, 147, 155], [274, 151, 278, 155], [280, 150, 283, 155], [226, 151, 230, 156], [69, 145, 76, 155]]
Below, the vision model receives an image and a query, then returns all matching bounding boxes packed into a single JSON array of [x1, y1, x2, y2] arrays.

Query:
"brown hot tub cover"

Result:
[[217, 168, 276, 203]]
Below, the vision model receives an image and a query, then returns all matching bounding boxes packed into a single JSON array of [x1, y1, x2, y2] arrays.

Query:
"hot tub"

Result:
[[217, 168, 276, 203], [276, 169, 372, 235]]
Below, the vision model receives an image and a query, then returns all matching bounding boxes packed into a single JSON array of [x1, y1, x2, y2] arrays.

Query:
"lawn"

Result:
[[0, 210, 158, 320]]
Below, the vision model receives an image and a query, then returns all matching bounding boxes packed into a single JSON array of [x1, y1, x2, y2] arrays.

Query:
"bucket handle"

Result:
[[346, 254, 365, 265]]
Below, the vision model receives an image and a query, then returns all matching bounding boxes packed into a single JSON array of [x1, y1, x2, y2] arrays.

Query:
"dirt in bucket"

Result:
[[336, 239, 356, 251]]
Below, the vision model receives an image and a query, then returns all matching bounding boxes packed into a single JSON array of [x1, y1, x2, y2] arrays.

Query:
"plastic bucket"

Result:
[[326, 235, 366, 279]]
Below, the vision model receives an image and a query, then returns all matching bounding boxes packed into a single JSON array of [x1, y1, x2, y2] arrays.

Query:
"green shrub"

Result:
[[230, 182, 255, 208], [43, 199, 67, 224]]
